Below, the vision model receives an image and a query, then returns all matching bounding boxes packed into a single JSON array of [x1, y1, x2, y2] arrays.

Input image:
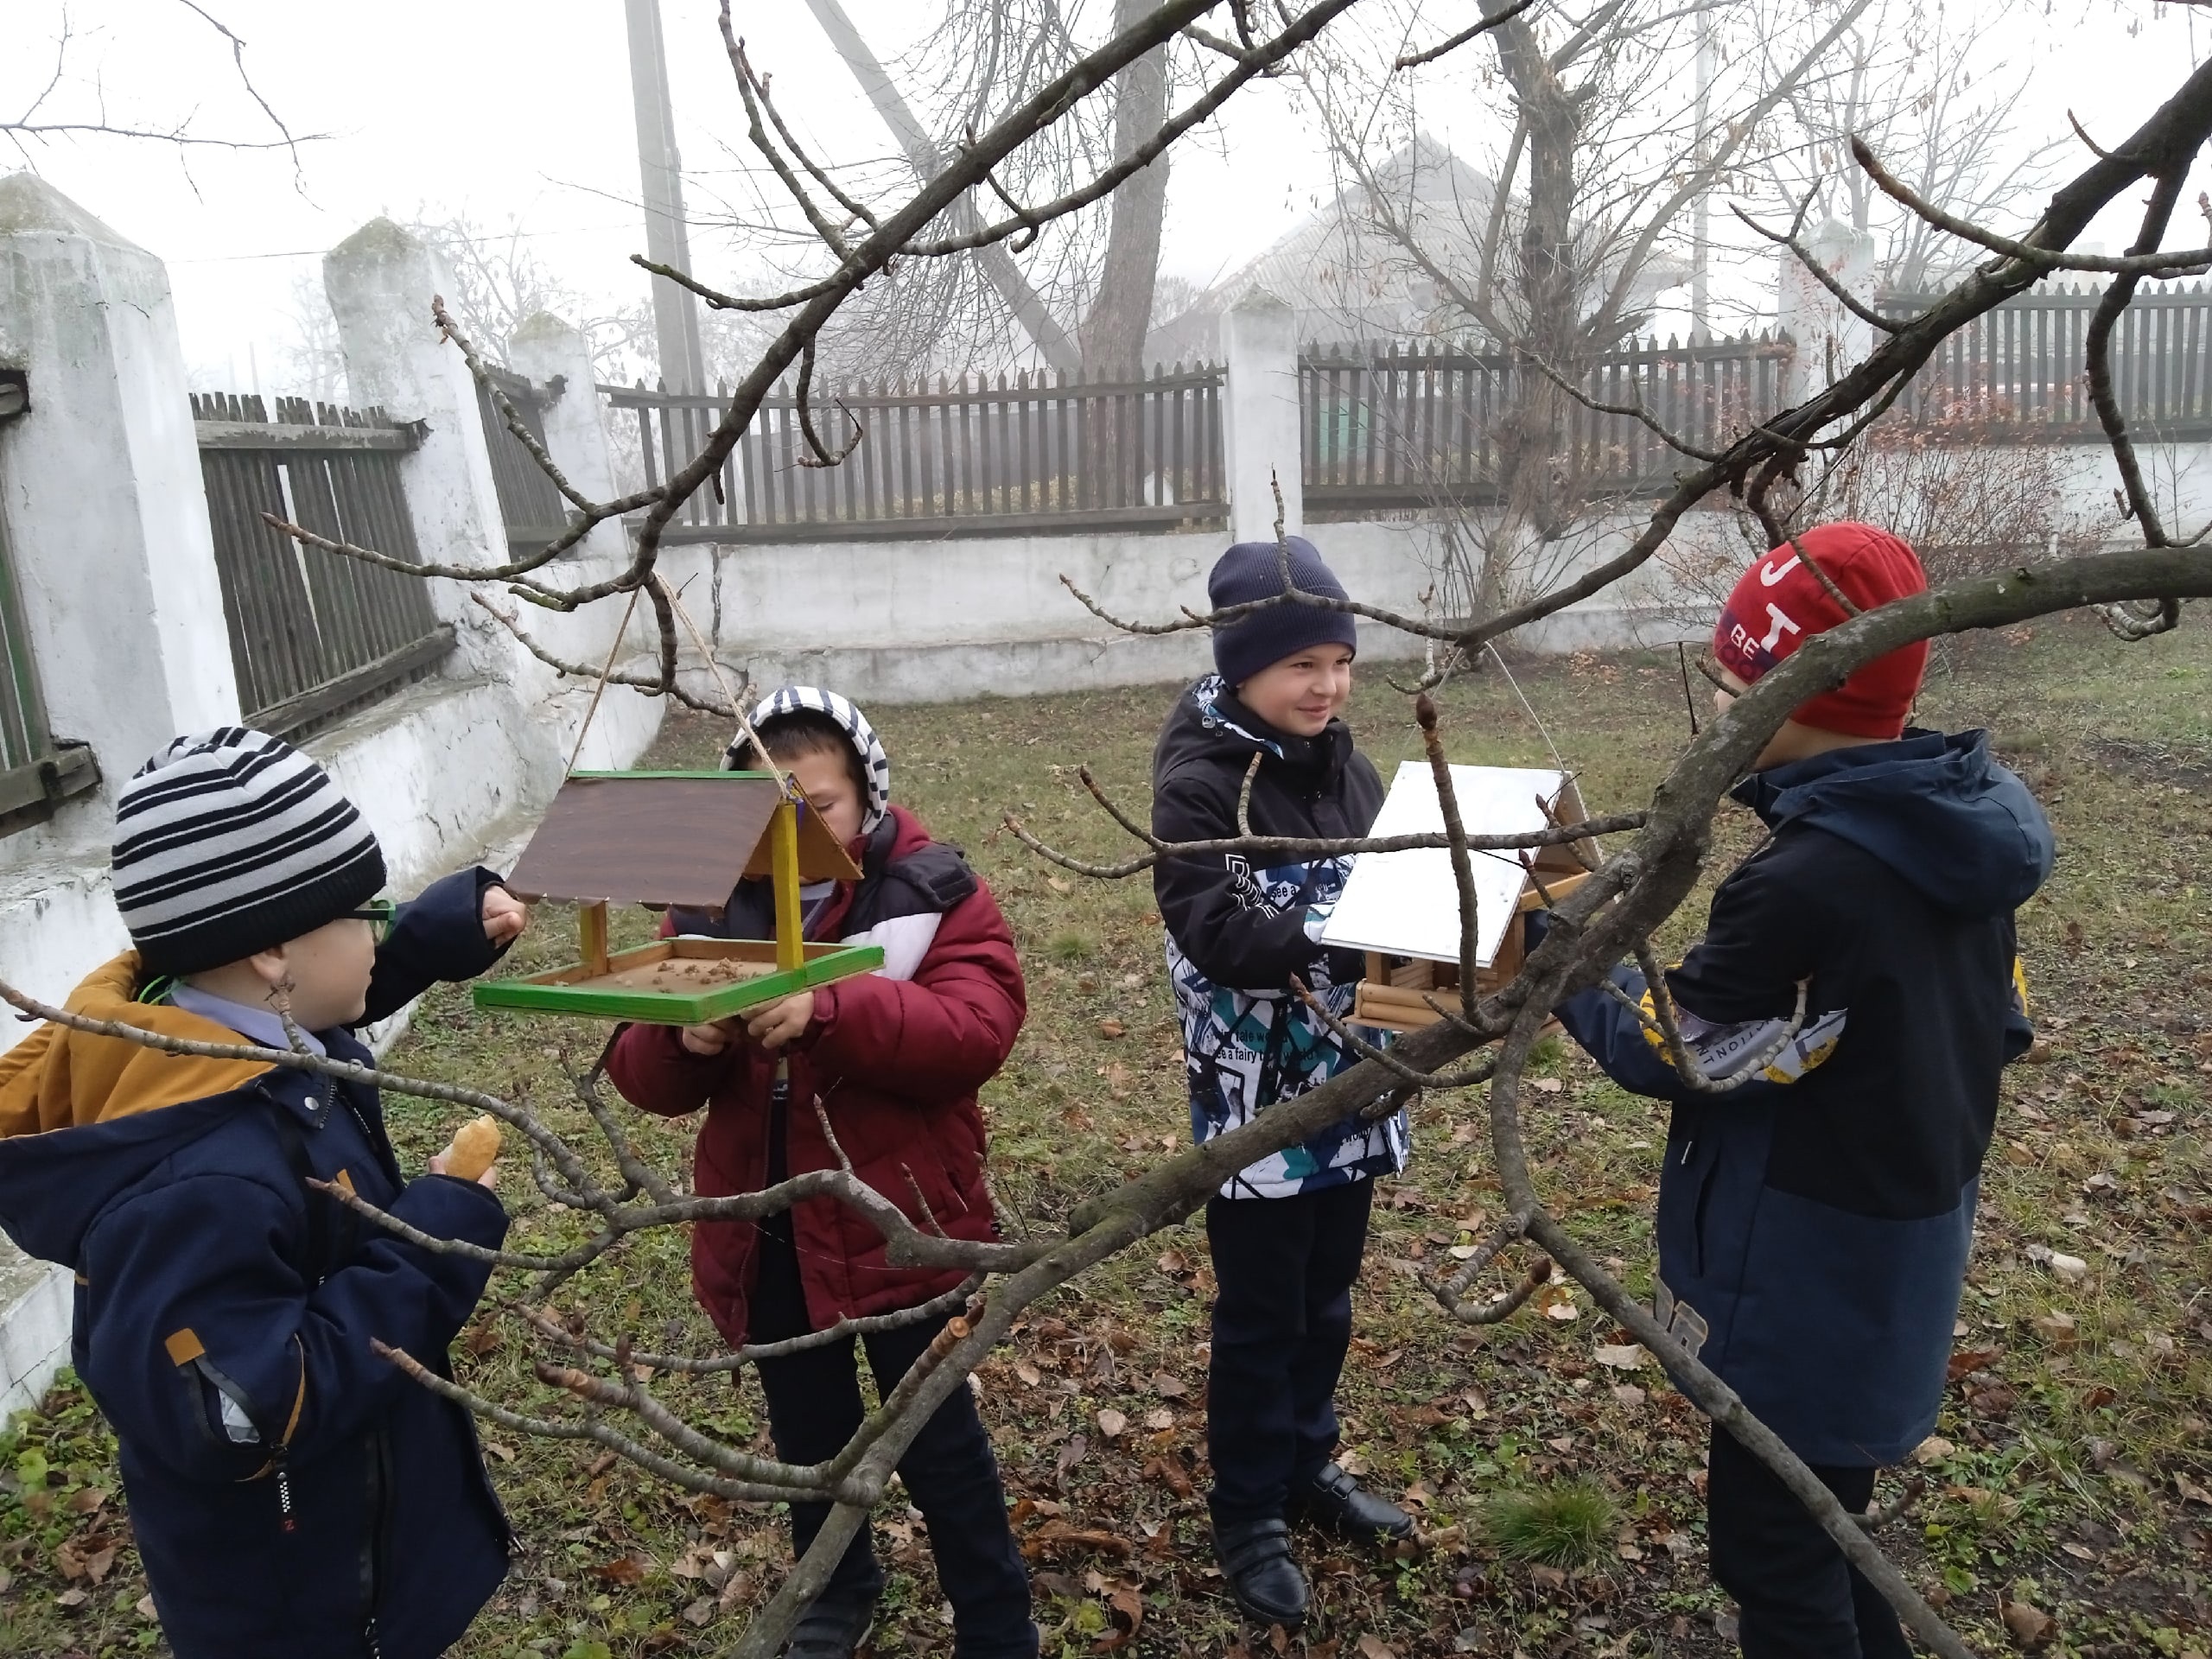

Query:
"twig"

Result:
[[1730, 200, 1901, 334], [1395, 0, 1545, 70], [1852, 135, 2212, 276]]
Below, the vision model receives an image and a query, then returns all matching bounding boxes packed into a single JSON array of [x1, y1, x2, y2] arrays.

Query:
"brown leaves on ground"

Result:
[[2000, 1590, 2059, 1650]]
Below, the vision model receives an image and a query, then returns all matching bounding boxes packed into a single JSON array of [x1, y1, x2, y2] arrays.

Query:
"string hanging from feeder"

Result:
[[655, 576, 805, 810]]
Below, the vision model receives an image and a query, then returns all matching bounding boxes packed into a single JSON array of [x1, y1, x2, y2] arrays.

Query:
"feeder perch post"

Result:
[[771, 799, 804, 972], [580, 900, 611, 977]]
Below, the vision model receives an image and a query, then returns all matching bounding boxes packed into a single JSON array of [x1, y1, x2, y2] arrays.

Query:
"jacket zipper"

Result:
[[361, 1426, 392, 1655]]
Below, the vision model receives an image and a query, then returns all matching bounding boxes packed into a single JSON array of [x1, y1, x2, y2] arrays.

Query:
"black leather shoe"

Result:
[[1295, 1461, 1414, 1542], [784, 1587, 877, 1657], [1212, 1516, 1309, 1628]]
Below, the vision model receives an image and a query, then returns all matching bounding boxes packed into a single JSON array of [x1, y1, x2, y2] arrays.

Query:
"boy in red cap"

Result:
[[1548, 522, 2052, 1657]]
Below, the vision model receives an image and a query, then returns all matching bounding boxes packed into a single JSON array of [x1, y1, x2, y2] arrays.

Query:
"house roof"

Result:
[[1147, 135, 1689, 365]]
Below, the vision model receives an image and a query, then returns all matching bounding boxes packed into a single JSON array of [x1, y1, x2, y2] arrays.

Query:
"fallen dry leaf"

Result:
[[1357, 1635, 1400, 1659], [1912, 1436, 1957, 1466], [1947, 1347, 2001, 1383], [1529, 1077, 1563, 1094], [1594, 1343, 1648, 1370], [1999, 1592, 2057, 1650], [591, 1554, 650, 1586], [1016, 1361, 1042, 1387], [1021, 1520, 1135, 1560], [136, 1593, 158, 1621], [1096, 1408, 1128, 1440], [1612, 1384, 1648, 1408], [682, 1597, 716, 1628], [1144, 1408, 1175, 1431], [2032, 1312, 2077, 1349], [1097, 1019, 1128, 1039], [1543, 1299, 1581, 1322]]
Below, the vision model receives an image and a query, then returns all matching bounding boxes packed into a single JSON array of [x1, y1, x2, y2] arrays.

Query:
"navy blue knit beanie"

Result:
[[1208, 535, 1360, 688]]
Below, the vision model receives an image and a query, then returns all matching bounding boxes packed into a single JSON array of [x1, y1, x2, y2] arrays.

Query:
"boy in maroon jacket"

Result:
[[607, 686, 1034, 1659]]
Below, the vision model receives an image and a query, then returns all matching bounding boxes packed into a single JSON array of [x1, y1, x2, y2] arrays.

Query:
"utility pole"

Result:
[[626, 0, 708, 393], [1689, 6, 1714, 342]]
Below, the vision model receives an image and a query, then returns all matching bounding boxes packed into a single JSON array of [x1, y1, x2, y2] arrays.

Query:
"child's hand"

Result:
[[427, 1148, 499, 1190], [481, 887, 528, 946], [745, 990, 816, 1051], [681, 1017, 742, 1056]]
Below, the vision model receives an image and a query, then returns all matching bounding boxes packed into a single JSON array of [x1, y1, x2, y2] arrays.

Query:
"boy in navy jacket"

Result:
[[1153, 537, 1414, 1631], [0, 728, 527, 1659], [1549, 524, 2051, 1658]]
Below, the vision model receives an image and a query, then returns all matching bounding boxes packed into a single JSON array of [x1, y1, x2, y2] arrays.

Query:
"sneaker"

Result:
[[1294, 1461, 1414, 1543], [1212, 1516, 1309, 1628], [784, 1587, 877, 1657]]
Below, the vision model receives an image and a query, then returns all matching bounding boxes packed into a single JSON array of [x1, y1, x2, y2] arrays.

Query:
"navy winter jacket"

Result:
[[0, 870, 514, 1659], [1552, 730, 2051, 1465]]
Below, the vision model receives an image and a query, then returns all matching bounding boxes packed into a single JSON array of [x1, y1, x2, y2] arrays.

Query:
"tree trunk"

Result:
[[1077, 0, 1172, 382], [1481, 0, 1584, 625], [1072, 0, 1173, 503], [803, 0, 1084, 374]]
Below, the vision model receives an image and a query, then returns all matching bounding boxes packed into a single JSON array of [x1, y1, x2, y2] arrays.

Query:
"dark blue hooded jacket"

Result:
[[1554, 731, 2051, 1465], [0, 869, 513, 1659]]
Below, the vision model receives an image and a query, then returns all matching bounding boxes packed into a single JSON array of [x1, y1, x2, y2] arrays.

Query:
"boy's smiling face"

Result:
[[1236, 644, 1356, 739]]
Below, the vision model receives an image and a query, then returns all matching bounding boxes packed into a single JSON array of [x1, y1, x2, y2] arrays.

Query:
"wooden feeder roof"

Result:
[[1319, 762, 1589, 968], [502, 772, 861, 907]]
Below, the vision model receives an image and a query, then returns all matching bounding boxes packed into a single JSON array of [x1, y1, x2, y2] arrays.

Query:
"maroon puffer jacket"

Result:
[[607, 806, 1024, 1344]]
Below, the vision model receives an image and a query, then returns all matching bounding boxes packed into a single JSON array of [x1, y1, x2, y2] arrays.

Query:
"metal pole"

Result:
[[626, 0, 708, 395], [1690, 7, 1714, 342]]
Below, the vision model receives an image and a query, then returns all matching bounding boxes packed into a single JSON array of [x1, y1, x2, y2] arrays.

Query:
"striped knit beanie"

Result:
[[721, 686, 891, 835], [112, 728, 387, 976]]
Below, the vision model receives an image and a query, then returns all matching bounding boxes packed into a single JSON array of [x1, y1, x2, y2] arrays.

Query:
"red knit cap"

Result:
[[1711, 521, 1929, 739]]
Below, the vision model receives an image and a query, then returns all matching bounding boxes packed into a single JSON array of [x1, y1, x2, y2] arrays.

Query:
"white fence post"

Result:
[[321, 219, 512, 677], [0, 174, 241, 779], [1222, 287, 1304, 545], [1776, 216, 1878, 406], [504, 312, 665, 767], [506, 313, 624, 544]]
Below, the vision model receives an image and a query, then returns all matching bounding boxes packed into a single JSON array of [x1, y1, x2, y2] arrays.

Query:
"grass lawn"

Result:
[[4, 615, 2209, 1659]]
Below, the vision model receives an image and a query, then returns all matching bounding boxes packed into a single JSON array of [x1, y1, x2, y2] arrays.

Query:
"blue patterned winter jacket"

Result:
[[1151, 677, 1409, 1199]]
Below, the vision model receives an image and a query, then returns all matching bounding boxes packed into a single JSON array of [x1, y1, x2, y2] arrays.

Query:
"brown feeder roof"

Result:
[[502, 772, 861, 907]]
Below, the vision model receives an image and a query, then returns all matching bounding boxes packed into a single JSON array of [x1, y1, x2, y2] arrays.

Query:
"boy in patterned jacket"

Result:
[[1151, 537, 1414, 1631]]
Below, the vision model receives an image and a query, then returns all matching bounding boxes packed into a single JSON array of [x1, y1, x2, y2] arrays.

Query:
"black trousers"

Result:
[[1204, 1178, 1376, 1527], [1707, 1425, 1911, 1659], [750, 1231, 1035, 1659]]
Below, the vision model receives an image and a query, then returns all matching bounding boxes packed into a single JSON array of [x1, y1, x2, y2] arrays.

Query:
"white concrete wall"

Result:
[[0, 194, 664, 1417], [678, 505, 1732, 706]]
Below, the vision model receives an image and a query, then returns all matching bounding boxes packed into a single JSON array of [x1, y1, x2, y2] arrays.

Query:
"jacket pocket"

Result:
[[1688, 1156, 1719, 1279]]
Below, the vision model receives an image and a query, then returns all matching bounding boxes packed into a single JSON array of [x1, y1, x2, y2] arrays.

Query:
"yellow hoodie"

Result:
[[0, 953, 276, 1138]]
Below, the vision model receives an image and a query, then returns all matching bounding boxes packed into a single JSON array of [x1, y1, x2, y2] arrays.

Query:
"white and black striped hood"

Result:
[[723, 685, 892, 836]]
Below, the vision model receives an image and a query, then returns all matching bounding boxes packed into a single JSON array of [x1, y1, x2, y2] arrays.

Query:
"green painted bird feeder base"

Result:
[[472, 938, 884, 1027]]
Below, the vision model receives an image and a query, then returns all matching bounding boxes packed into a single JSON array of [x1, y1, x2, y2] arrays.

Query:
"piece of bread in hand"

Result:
[[444, 1114, 502, 1181]]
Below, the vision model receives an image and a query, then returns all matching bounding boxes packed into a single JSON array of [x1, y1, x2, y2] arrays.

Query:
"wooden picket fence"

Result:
[[192, 393, 452, 740], [1300, 334, 1795, 511], [604, 364, 1228, 542], [1878, 283, 2212, 435]]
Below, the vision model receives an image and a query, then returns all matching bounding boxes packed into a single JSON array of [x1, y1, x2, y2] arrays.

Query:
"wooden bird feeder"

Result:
[[1319, 763, 1599, 1033], [473, 772, 883, 1026]]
